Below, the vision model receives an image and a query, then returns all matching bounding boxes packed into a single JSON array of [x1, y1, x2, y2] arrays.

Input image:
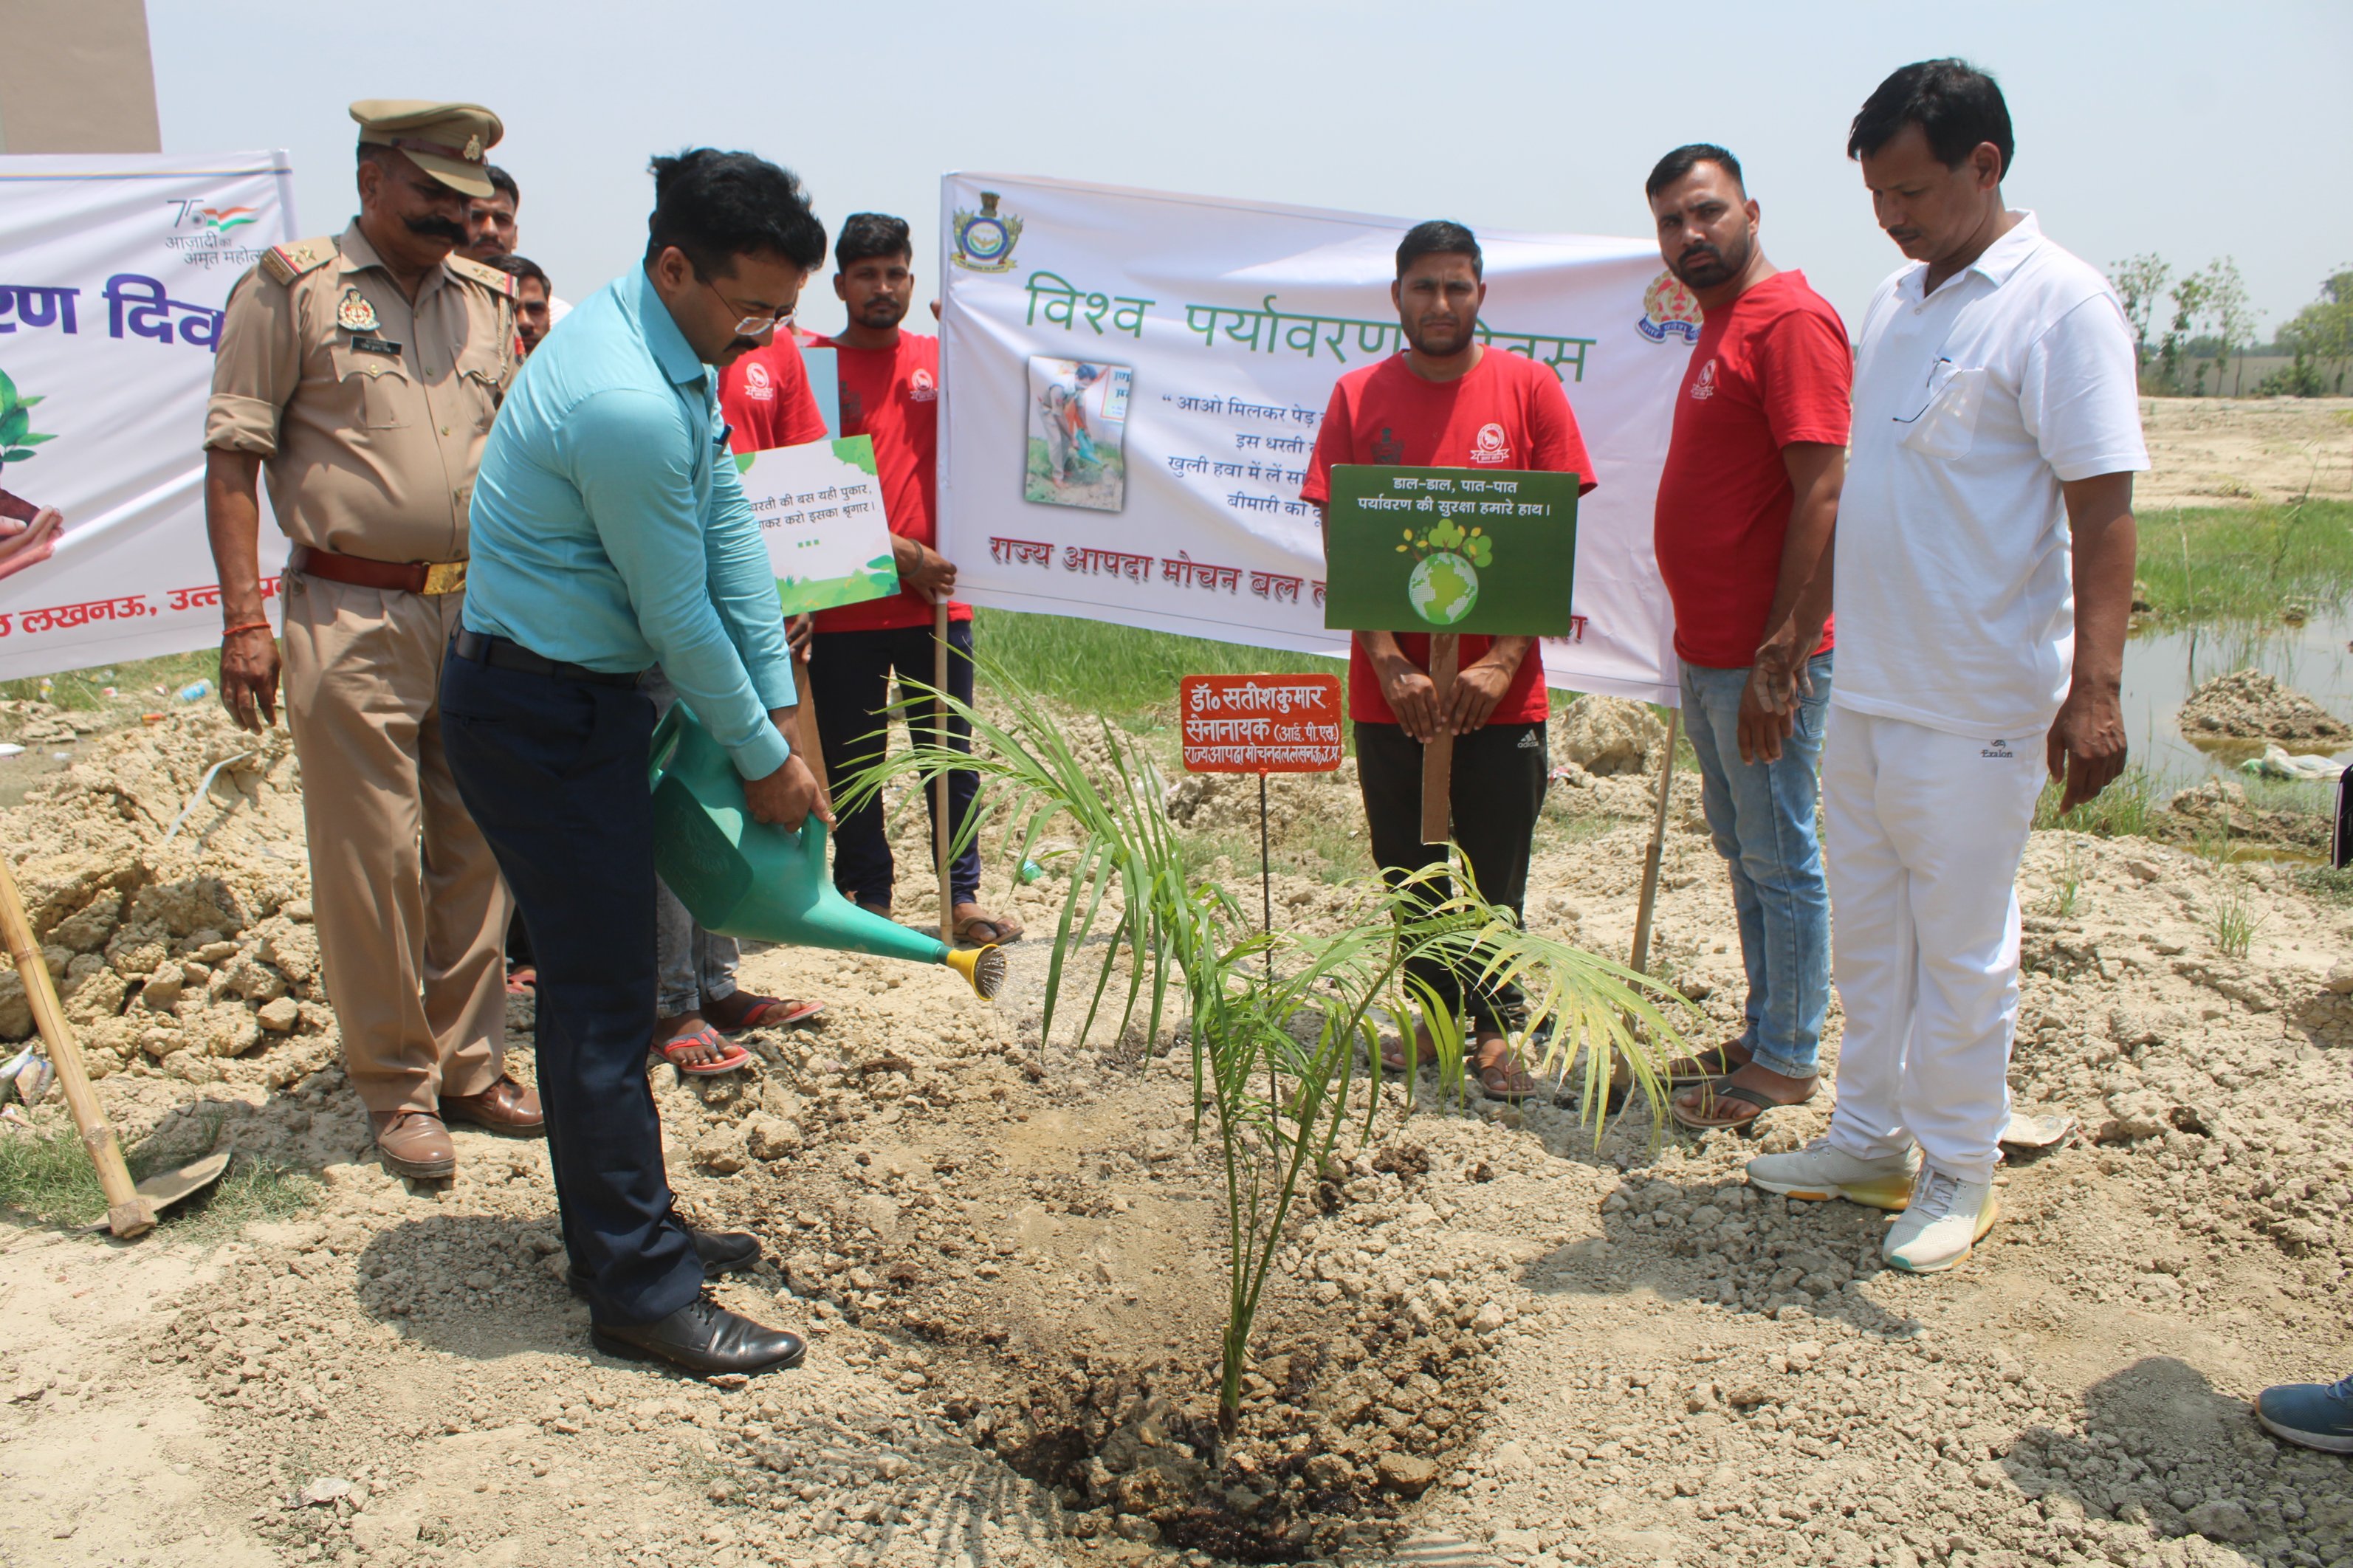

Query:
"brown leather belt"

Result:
[[288, 544, 467, 596]]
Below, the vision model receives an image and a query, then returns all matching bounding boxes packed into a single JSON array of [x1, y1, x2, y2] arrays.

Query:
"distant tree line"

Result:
[[2108, 255, 2352, 397]]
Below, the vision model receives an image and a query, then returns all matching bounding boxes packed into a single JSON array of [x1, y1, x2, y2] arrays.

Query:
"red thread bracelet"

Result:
[[221, 621, 272, 637]]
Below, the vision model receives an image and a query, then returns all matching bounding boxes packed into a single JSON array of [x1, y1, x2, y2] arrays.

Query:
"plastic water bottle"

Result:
[[178, 679, 210, 702], [1018, 859, 1045, 885]]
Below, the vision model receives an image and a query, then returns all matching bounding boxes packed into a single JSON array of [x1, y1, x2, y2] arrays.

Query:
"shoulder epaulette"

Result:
[[258, 236, 339, 286], [444, 253, 518, 298]]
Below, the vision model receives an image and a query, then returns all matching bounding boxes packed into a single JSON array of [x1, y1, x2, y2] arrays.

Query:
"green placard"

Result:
[[1321, 464, 1579, 636]]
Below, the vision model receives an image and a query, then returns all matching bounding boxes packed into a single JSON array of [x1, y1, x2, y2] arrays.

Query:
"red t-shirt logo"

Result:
[[743, 361, 775, 402], [1469, 422, 1512, 464], [907, 367, 938, 403], [1691, 360, 1717, 401]]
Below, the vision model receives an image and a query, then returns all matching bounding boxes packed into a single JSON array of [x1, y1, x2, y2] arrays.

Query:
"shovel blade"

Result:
[[134, 1149, 232, 1213]]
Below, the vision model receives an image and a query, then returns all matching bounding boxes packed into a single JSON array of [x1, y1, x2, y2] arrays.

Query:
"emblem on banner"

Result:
[[1636, 270, 1703, 344], [335, 289, 379, 334], [949, 191, 1023, 272]]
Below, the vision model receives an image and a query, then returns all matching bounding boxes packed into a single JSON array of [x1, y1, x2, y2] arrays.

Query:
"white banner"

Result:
[[937, 173, 1694, 705], [0, 151, 296, 679]]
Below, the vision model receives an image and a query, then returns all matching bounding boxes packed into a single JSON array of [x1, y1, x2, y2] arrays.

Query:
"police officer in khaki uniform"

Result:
[[203, 100, 543, 1178]]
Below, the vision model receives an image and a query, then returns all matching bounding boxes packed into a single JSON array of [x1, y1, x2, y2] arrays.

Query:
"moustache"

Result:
[[403, 214, 466, 243], [726, 336, 763, 357]]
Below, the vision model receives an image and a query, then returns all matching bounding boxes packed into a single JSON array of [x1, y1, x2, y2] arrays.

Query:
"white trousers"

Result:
[[1820, 708, 2047, 1185]]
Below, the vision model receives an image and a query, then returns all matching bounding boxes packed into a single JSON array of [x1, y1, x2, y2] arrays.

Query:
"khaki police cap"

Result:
[[349, 100, 504, 199]]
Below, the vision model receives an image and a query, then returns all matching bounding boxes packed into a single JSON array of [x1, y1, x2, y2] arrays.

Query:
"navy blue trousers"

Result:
[[805, 619, 981, 909], [439, 648, 702, 1327]]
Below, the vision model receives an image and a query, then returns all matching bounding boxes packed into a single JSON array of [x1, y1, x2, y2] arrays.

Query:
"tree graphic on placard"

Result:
[[1394, 517, 1494, 627]]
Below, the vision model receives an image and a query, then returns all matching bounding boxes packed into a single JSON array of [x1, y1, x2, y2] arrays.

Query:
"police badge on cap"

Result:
[[349, 100, 504, 199]]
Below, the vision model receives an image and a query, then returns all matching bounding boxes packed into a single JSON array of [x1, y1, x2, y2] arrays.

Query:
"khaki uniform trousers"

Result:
[[281, 571, 512, 1115]]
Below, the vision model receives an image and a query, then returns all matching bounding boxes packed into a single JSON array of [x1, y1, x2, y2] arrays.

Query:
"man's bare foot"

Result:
[[1472, 1031, 1536, 1100], [702, 990, 823, 1035], [951, 901, 1023, 946], [1665, 1036, 1753, 1084], [653, 1012, 733, 1070], [1381, 1019, 1440, 1075], [1670, 1061, 1818, 1129]]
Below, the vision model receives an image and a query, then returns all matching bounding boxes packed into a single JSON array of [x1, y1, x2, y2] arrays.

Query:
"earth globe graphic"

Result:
[[1407, 551, 1479, 626]]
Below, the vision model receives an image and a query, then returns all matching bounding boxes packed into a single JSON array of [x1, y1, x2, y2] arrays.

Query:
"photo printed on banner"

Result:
[[1024, 354, 1131, 513]]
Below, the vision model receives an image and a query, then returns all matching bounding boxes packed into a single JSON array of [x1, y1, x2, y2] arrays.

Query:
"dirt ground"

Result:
[[3, 404, 2352, 1568], [2134, 399, 2353, 509]]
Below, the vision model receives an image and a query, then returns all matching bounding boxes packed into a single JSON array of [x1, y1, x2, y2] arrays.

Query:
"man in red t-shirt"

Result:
[[803, 213, 1019, 946], [1302, 220, 1596, 1099], [1643, 144, 1850, 1132]]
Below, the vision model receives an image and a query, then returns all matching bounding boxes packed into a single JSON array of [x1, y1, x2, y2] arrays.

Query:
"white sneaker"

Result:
[[1745, 1138, 1920, 1211], [1882, 1166, 1998, 1273]]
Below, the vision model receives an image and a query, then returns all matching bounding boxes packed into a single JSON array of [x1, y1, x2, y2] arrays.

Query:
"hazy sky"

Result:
[[149, 0, 2350, 337]]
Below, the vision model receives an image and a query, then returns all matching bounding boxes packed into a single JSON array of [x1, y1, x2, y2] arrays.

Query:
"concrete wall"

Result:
[[0, 0, 162, 155]]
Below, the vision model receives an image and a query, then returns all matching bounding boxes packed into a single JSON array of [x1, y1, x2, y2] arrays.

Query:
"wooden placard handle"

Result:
[[0, 855, 152, 1237], [790, 647, 827, 796], [1419, 633, 1458, 846], [933, 602, 953, 932]]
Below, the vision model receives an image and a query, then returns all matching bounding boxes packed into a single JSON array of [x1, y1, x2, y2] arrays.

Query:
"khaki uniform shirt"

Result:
[[204, 220, 518, 563]]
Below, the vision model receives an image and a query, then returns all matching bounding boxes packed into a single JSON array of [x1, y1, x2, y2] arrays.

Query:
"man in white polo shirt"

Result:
[[1745, 59, 2144, 1271]]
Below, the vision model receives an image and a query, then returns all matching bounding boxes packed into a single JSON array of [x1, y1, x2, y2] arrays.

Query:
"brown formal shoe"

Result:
[[440, 1073, 546, 1138], [371, 1110, 456, 1180]]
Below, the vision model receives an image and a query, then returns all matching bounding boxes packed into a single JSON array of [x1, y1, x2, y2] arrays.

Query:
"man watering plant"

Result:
[[1299, 221, 1597, 1101], [442, 148, 828, 1376]]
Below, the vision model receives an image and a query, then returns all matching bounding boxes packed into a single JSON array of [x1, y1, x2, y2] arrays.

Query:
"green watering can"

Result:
[[647, 702, 1006, 999]]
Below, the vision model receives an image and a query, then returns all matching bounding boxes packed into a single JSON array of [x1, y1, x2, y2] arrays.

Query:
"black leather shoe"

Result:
[[591, 1293, 806, 1377], [566, 1228, 762, 1295], [693, 1228, 761, 1275]]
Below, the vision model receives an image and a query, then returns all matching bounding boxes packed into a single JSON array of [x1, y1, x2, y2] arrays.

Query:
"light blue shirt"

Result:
[[464, 268, 794, 779]]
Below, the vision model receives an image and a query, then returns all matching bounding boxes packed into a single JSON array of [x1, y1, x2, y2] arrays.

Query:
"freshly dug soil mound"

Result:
[[2179, 667, 2351, 745], [1550, 695, 1666, 778], [704, 1029, 1506, 1559], [0, 706, 345, 1107]]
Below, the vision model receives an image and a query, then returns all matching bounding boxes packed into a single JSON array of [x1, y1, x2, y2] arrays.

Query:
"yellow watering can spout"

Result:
[[647, 704, 1004, 1000]]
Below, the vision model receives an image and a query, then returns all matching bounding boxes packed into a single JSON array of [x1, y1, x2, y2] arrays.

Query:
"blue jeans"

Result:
[[1679, 653, 1832, 1079]]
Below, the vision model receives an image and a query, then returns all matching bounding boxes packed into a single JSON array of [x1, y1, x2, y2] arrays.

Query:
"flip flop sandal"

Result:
[[1669, 1075, 1818, 1132], [710, 995, 825, 1036], [953, 912, 1023, 947], [1665, 1039, 1750, 1087], [1475, 1055, 1537, 1101], [652, 1024, 752, 1077], [1378, 1037, 1418, 1076], [504, 966, 537, 997]]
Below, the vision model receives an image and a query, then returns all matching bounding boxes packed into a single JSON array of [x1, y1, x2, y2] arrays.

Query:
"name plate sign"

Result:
[[1179, 674, 1343, 774]]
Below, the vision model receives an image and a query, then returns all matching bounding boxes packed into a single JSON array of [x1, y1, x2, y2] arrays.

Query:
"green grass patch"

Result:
[[0, 647, 219, 711], [2134, 499, 2353, 623], [2033, 764, 2170, 837], [0, 1107, 316, 1237], [974, 608, 1343, 728], [2294, 864, 2353, 905]]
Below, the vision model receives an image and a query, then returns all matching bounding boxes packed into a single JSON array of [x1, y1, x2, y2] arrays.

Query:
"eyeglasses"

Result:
[[701, 275, 795, 337]]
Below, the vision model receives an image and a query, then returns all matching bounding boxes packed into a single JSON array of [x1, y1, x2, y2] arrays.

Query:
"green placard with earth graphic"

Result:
[[1320, 464, 1579, 636]]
